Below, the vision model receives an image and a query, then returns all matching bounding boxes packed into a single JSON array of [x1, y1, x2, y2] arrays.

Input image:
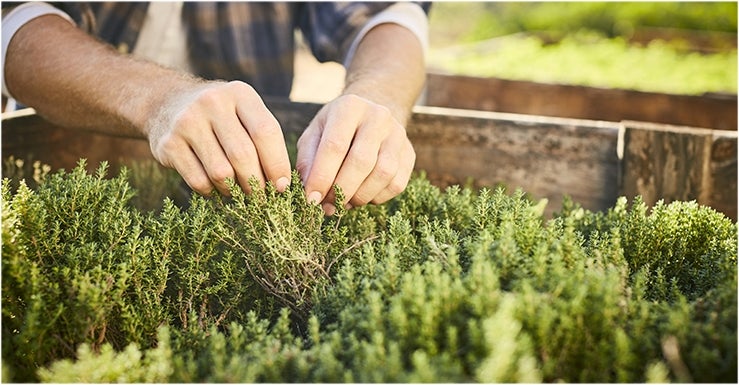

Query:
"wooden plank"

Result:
[[264, 98, 321, 135], [408, 106, 621, 217], [708, 130, 738, 219], [1, 109, 154, 174], [0, 100, 319, 174], [5, 103, 734, 220], [425, 73, 738, 131], [618, 120, 738, 220]]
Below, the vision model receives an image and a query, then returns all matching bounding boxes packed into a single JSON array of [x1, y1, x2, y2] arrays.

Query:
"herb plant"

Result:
[[2, 160, 736, 382]]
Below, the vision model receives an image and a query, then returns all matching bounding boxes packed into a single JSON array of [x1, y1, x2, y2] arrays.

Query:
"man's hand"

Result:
[[146, 81, 292, 196], [5, 15, 291, 198], [295, 21, 426, 215], [296, 94, 416, 215]]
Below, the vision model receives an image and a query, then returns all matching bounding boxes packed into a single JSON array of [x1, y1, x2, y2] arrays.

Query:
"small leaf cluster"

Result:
[[2, 161, 736, 383], [2, 161, 167, 380], [215, 174, 352, 320]]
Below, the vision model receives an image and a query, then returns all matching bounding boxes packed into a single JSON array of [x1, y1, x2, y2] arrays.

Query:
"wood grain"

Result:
[[3, 101, 735, 220], [426, 73, 738, 131]]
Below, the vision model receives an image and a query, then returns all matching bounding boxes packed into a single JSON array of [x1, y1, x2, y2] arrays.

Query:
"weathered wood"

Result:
[[407, 106, 622, 217], [0, 101, 320, 173], [1, 109, 154, 174], [425, 73, 738, 131], [619, 120, 737, 220], [708, 130, 738, 219], [264, 98, 321, 135], [3, 102, 735, 220]]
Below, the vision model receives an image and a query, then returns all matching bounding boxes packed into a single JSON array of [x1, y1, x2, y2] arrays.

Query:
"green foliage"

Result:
[[215, 173, 355, 320], [2, 160, 170, 379], [125, 159, 188, 212], [431, 2, 737, 42], [2, 161, 737, 383], [428, 2, 737, 95], [429, 32, 737, 95]]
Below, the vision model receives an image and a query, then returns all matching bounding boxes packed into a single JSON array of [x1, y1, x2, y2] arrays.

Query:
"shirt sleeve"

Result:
[[342, 2, 429, 67], [299, 2, 429, 66], [1, 2, 75, 98]]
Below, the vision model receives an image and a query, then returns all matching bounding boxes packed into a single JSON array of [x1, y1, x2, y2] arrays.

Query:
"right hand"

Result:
[[145, 81, 292, 196]]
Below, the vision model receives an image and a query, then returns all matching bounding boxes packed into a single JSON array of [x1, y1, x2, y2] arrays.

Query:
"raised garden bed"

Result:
[[2, 136, 737, 383], [2, 99, 736, 220], [2, 100, 737, 383], [424, 73, 737, 131]]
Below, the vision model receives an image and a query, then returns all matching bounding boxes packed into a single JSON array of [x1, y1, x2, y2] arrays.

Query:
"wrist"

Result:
[[132, 68, 205, 139], [340, 83, 413, 127]]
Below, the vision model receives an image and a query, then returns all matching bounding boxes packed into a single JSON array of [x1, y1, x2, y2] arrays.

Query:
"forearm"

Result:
[[342, 23, 425, 126], [4, 14, 199, 138]]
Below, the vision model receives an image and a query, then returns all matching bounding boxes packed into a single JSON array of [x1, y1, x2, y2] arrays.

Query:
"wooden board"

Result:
[[3, 101, 736, 220], [619, 120, 737, 219], [1, 109, 154, 174], [407, 106, 621, 217], [425, 73, 738, 131]]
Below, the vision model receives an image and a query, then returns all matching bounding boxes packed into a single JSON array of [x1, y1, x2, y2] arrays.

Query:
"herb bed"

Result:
[[2, 102, 737, 382], [2, 157, 737, 382], [3, 104, 737, 221]]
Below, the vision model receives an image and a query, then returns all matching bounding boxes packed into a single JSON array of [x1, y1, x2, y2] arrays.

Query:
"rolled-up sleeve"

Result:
[[298, 2, 429, 66], [1, 2, 75, 98]]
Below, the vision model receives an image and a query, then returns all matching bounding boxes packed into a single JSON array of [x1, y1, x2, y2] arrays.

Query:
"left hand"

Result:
[[296, 94, 416, 215]]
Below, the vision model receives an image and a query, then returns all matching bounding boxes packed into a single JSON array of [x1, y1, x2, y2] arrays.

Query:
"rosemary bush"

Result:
[[2, 161, 736, 383]]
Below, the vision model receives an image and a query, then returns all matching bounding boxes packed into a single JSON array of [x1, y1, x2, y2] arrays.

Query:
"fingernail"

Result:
[[322, 203, 336, 216], [307, 191, 322, 205], [276, 177, 290, 193], [344, 202, 353, 210]]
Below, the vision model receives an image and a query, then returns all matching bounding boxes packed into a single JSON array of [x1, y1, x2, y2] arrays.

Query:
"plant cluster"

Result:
[[429, 32, 737, 95], [436, 2, 738, 42], [2, 160, 736, 382]]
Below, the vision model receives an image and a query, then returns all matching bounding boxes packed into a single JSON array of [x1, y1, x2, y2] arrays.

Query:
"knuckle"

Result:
[[152, 134, 179, 156], [407, 145, 417, 162], [249, 116, 282, 139], [209, 163, 235, 184], [310, 171, 333, 186], [322, 137, 350, 156], [174, 107, 199, 128], [340, 93, 364, 106], [227, 146, 255, 166], [187, 176, 214, 195], [228, 80, 256, 95], [350, 192, 372, 207], [386, 178, 408, 197], [195, 87, 225, 109], [373, 156, 399, 181], [346, 152, 376, 173], [371, 102, 393, 118]]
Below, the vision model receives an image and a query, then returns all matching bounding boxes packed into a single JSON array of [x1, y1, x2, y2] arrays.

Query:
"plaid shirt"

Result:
[[53, 2, 422, 98]]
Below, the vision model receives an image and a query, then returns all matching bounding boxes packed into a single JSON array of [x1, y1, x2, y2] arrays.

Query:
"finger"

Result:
[[231, 82, 291, 192], [330, 112, 390, 207], [167, 84, 241, 195], [295, 117, 322, 185], [368, 139, 416, 204], [169, 144, 216, 196], [168, 103, 236, 195], [348, 131, 402, 207], [303, 105, 364, 205], [212, 107, 266, 194], [188, 128, 235, 196]]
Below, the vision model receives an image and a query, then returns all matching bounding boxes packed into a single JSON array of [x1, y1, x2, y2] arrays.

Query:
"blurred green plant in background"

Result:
[[460, 2, 737, 41], [428, 2, 737, 95]]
